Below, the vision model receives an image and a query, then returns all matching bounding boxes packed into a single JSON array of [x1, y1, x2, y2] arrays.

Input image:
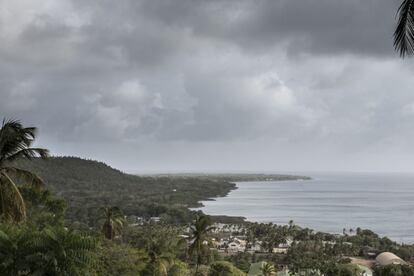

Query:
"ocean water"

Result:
[[197, 173, 414, 243]]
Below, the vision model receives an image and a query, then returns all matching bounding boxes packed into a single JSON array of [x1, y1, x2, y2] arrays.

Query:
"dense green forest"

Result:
[[13, 157, 237, 226]]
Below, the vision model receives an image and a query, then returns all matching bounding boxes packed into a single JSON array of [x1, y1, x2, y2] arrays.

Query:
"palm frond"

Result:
[[19, 226, 97, 274], [6, 148, 49, 162], [261, 262, 276, 276], [0, 229, 13, 249], [394, 0, 414, 57], [0, 119, 33, 156], [0, 172, 26, 222], [3, 167, 45, 192], [0, 118, 49, 165]]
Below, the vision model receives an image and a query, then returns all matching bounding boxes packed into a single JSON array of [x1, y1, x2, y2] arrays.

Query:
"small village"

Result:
[[125, 215, 414, 275], [191, 222, 412, 276]]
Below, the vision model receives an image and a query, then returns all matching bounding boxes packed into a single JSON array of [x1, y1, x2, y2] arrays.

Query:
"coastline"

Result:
[[197, 174, 414, 244], [193, 174, 311, 224]]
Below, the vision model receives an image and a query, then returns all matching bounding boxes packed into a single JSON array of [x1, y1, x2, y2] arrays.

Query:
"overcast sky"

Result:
[[2, 0, 414, 173]]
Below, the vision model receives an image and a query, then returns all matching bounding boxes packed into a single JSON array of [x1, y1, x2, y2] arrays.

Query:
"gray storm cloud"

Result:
[[1, 0, 414, 172]]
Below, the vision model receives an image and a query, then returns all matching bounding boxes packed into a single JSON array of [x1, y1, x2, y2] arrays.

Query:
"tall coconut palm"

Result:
[[141, 224, 185, 276], [260, 262, 276, 276], [187, 214, 215, 274], [244, 225, 256, 253], [144, 236, 175, 276], [0, 119, 49, 223], [394, 0, 414, 57], [99, 206, 124, 240]]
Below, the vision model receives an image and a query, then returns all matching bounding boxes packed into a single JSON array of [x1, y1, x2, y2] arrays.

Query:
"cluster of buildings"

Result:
[[209, 223, 409, 276], [129, 219, 410, 274], [126, 215, 161, 226], [210, 223, 293, 254]]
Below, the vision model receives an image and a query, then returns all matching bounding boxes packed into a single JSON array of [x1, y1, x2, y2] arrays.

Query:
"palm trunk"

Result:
[[195, 262, 199, 275], [0, 173, 27, 222], [0, 179, 5, 217]]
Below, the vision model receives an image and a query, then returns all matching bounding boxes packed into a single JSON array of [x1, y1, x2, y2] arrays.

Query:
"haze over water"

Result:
[[198, 173, 414, 243]]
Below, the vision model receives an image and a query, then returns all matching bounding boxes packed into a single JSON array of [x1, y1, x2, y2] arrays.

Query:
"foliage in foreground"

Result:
[[0, 224, 95, 276], [93, 239, 147, 276], [394, 0, 414, 57], [374, 264, 414, 276]]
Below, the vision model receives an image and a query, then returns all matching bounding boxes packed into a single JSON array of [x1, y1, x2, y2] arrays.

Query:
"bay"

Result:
[[197, 172, 414, 243]]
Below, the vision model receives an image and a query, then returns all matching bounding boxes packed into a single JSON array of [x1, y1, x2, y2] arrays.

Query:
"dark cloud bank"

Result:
[[2, 0, 414, 172]]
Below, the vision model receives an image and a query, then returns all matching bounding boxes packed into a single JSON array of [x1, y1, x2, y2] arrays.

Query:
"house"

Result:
[[282, 237, 293, 247], [277, 268, 322, 276], [272, 237, 292, 254], [227, 240, 245, 253], [233, 237, 247, 247], [246, 242, 262, 253], [149, 216, 160, 222], [272, 247, 288, 254]]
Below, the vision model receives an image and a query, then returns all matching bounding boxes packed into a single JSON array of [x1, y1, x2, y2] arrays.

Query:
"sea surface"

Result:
[[197, 173, 414, 243]]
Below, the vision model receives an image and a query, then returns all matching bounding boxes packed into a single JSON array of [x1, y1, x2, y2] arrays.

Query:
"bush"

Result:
[[94, 239, 147, 276], [209, 261, 247, 276], [169, 260, 191, 276], [374, 264, 414, 276]]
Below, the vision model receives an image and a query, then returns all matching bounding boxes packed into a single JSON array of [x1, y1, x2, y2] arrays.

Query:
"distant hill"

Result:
[[13, 157, 236, 226], [151, 173, 311, 182]]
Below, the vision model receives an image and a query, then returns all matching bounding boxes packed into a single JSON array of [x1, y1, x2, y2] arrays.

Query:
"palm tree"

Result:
[[263, 227, 287, 254], [260, 262, 276, 276], [0, 119, 49, 223], [99, 206, 124, 240], [141, 224, 186, 276], [144, 236, 175, 276], [187, 214, 215, 274], [394, 0, 414, 57], [244, 225, 256, 253]]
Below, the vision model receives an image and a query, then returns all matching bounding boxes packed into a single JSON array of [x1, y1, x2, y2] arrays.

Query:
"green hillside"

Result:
[[13, 157, 236, 226]]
